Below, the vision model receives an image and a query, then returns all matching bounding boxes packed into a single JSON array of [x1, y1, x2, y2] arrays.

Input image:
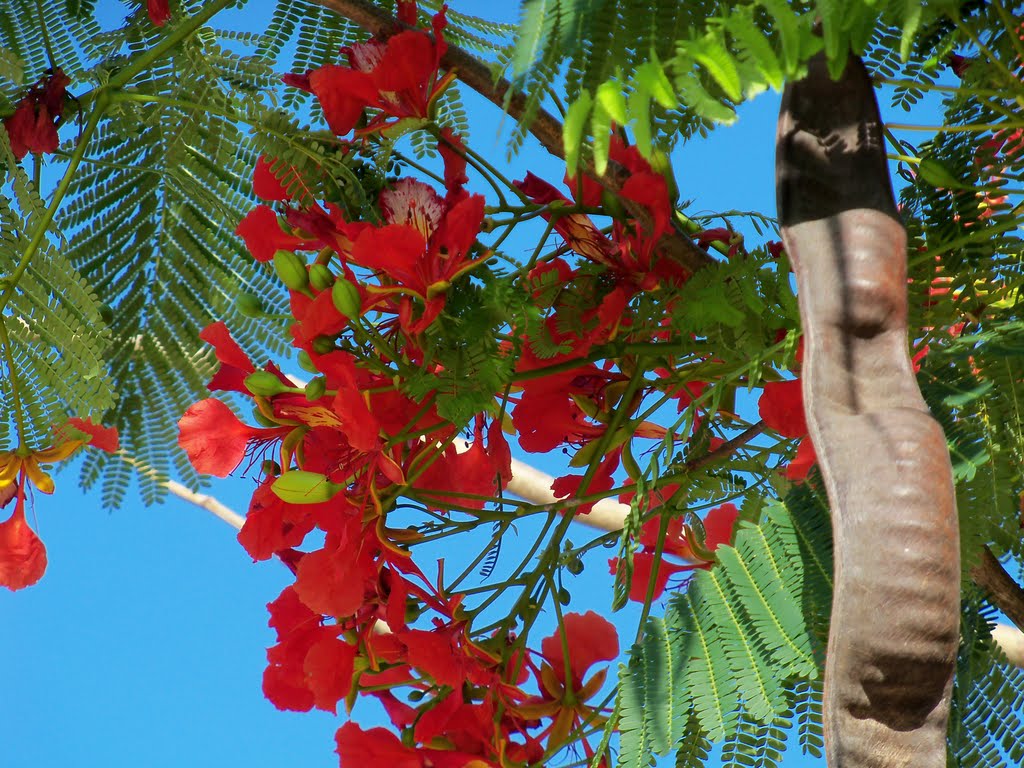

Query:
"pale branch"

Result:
[[992, 624, 1024, 668], [120, 454, 246, 529], [310, 0, 715, 275], [162, 445, 1024, 670], [165, 478, 247, 530]]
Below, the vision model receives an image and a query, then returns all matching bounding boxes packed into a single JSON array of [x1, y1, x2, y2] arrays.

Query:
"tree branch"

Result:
[[971, 545, 1024, 633], [310, 0, 715, 275]]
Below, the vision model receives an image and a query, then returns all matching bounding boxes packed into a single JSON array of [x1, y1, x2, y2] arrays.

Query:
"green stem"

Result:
[[0, 318, 28, 448], [104, 0, 237, 92], [912, 215, 1022, 266], [887, 121, 1024, 134], [877, 77, 1004, 97], [993, 0, 1024, 68], [0, 91, 108, 312], [33, 0, 57, 71]]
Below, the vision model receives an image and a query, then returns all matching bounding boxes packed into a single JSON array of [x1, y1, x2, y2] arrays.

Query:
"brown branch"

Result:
[[971, 545, 1024, 633], [311, 0, 715, 275]]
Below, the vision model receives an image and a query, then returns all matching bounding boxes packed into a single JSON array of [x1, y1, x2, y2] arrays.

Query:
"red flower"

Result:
[[351, 180, 487, 333], [612, 502, 740, 601], [696, 226, 743, 257], [0, 418, 118, 590], [201, 321, 257, 393], [551, 451, 619, 515], [513, 172, 617, 267], [295, 8, 456, 137], [617, 551, 691, 602], [541, 611, 617, 691], [0, 477, 47, 591], [262, 586, 357, 713], [3, 68, 70, 159]]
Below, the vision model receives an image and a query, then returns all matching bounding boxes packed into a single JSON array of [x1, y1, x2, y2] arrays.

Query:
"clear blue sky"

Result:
[[0, 3, 948, 767]]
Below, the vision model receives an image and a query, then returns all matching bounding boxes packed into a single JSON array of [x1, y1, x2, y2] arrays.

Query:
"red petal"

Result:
[[4, 102, 58, 158], [702, 503, 739, 550], [352, 224, 426, 287], [432, 193, 485, 264], [621, 171, 671, 238], [294, 287, 349, 344], [308, 66, 377, 136], [235, 205, 312, 263], [267, 586, 320, 639], [238, 481, 319, 561], [374, 31, 437, 93], [758, 379, 807, 438], [0, 503, 47, 591], [293, 527, 372, 617], [147, 0, 170, 26], [177, 399, 256, 476], [200, 322, 254, 376], [335, 723, 421, 768], [262, 658, 315, 712], [253, 156, 293, 201], [438, 128, 468, 198], [64, 417, 119, 452], [304, 634, 357, 713], [785, 436, 817, 482], [541, 611, 618, 689], [617, 551, 688, 602]]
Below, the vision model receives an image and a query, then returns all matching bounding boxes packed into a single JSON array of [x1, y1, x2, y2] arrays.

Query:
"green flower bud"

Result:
[[244, 371, 289, 397], [273, 249, 309, 292], [261, 459, 281, 477], [272, 470, 343, 504], [305, 376, 327, 401], [331, 277, 361, 319], [918, 157, 972, 191], [236, 293, 264, 318], [311, 335, 337, 355], [308, 263, 335, 292], [297, 350, 317, 374]]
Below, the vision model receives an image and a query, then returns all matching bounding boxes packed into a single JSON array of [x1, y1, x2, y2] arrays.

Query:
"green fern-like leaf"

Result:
[[1, 138, 115, 446]]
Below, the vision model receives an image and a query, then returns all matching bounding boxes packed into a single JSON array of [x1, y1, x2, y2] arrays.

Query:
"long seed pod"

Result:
[[776, 53, 960, 768]]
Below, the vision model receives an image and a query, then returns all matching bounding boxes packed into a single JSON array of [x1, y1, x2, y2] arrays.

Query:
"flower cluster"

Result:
[[174, 3, 814, 763]]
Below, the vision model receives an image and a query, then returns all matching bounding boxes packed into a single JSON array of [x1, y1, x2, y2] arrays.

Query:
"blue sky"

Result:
[[0, 2, 952, 767]]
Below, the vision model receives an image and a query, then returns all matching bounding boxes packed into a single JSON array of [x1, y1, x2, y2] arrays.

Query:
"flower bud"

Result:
[[236, 293, 264, 317], [304, 376, 326, 401], [297, 350, 317, 373], [273, 249, 309, 292], [244, 371, 289, 397], [308, 263, 334, 292], [272, 470, 343, 504], [918, 157, 971, 191], [311, 335, 336, 355], [331, 277, 361, 319]]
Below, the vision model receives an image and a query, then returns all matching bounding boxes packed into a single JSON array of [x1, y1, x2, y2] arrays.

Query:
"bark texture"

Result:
[[776, 54, 961, 767]]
